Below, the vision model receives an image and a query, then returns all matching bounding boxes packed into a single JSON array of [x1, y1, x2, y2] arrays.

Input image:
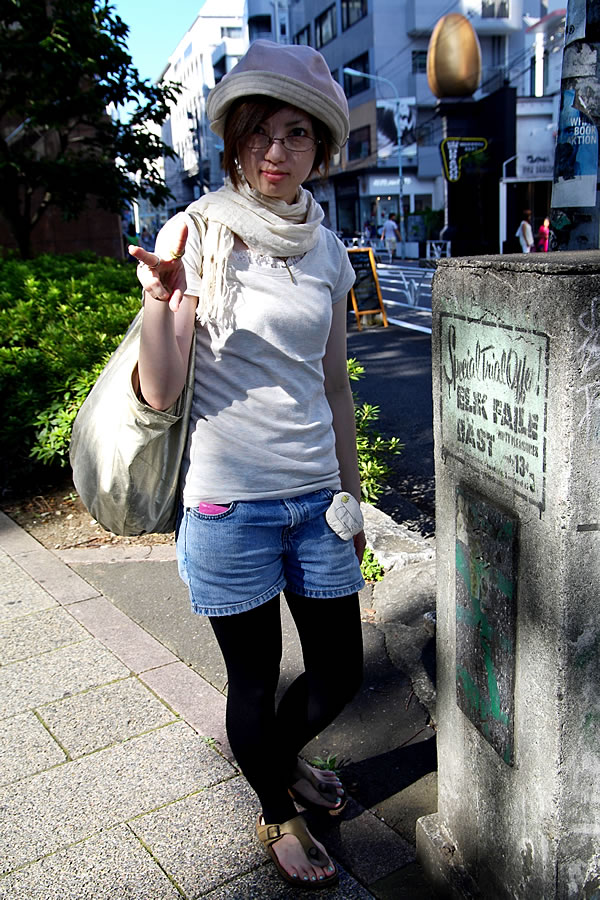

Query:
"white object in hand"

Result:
[[325, 492, 364, 541]]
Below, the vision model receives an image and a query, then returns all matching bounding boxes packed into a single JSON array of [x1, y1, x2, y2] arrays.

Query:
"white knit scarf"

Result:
[[186, 178, 324, 325]]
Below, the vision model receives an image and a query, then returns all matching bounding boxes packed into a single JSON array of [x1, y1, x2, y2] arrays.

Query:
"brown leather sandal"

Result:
[[256, 814, 339, 889]]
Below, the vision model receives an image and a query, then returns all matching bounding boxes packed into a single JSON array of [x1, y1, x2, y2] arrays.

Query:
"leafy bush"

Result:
[[0, 253, 140, 487], [348, 357, 403, 504], [360, 545, 386, 582]]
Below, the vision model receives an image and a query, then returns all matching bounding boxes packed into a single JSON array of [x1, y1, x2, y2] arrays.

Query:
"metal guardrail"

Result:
[[426, 240, 451, 259]]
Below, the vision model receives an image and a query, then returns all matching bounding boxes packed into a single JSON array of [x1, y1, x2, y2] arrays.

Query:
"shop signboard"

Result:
[[347, 248, 388, 330], [440, 137, 488, 182]]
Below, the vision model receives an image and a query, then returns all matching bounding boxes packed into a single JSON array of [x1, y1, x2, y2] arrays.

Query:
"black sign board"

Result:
[[347, 248, 388, 330], [440, 137, 488, 182]]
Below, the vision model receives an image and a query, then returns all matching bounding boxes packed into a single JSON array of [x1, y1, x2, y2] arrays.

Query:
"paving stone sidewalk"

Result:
[[0, 508, 436, 899]]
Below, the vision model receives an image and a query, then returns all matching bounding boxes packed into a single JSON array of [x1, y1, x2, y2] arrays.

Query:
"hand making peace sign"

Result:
[[128, 217, 189, 312]]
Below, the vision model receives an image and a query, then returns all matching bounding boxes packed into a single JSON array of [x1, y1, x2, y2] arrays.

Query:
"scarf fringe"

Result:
[[197, 224, 235, 327]]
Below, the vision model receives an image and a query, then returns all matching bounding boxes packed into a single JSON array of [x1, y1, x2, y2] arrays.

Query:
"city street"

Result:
[[376, 259, 433, 335], [347, 313, 435, 537]]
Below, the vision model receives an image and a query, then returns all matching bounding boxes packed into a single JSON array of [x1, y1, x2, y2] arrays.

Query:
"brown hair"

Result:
[[222, 96, 333, 189]]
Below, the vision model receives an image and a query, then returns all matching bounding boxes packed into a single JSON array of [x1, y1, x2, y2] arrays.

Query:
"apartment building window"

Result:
[[294, 24, 311, 44], [341, 0, 367, 31], [412, 50, 427, 74], [315, 5, 337, 49], [529, 51, 549, 95], [249, 15, 272, 41], [347, 125, 370, 161], [482, 0, 509, 18], [343, 52, 369, 97], [221, 26, 243, 38], [491, 35, 505, 66]]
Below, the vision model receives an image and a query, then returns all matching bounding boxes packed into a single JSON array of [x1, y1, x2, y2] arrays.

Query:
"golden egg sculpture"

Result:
[[427, 13, 482, 98]]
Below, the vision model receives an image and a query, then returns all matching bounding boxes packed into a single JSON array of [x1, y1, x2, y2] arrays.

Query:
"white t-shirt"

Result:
[[517, 220, 534, 252], [381, 219, 399, 241], [180, 219, 356, 506]]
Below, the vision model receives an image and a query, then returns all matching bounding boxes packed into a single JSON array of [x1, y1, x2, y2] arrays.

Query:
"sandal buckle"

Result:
[[266, 824, 281, 840]]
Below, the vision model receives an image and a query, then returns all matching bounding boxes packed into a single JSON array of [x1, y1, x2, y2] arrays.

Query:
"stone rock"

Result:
[[372, 559, 437, 626], [361, 504, 438, 719], [362, 503, 435, 570]]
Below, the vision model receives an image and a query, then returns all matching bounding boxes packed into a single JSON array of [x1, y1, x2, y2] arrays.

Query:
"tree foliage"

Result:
[[0, 0, 182, 257]]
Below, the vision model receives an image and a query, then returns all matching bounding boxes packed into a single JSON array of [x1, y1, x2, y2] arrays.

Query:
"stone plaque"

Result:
[[439, 314, 550, 511], [455, 485, 518, 765]]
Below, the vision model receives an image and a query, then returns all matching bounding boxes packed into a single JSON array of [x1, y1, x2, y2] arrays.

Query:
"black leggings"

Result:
[[209, 589, 363, 825]]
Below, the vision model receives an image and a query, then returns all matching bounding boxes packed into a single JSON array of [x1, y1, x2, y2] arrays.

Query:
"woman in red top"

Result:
[[537, 217, 550, 252]]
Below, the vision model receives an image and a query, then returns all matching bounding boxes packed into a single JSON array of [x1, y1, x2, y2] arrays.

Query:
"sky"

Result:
[[111, 0, 206, 83]]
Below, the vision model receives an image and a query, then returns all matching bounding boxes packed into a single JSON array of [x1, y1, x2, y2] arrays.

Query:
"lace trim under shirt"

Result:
[[229, 248, 305, 269]]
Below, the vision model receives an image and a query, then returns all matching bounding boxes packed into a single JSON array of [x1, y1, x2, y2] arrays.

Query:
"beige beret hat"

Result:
[[207, 40, 350, 151]]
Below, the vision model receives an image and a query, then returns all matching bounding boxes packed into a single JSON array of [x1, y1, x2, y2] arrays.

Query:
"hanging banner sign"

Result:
[[440, 137, 488, 182], [377, 98, 416, 162], [551, 88, 598, 208]]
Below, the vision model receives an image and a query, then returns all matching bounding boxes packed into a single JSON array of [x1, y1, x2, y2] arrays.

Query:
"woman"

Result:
[[537, 216, 550, 252], [516, 209, 534, 253], [130, 41, 365, 890]]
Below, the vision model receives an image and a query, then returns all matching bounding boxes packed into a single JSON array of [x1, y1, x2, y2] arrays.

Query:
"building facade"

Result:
[[152, 0, 565, 255], [287, 0, 565, 252], [160, 0, 246, 217]]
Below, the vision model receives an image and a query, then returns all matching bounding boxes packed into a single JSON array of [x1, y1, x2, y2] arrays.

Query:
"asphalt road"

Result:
[[347, 321, 435, 537]]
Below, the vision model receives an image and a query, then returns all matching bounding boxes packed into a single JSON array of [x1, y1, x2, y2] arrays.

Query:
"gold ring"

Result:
[[169, 250, 184, 260]]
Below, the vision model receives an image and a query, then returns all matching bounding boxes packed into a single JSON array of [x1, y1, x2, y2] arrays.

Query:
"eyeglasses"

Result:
[[245, 133, 319, 153]]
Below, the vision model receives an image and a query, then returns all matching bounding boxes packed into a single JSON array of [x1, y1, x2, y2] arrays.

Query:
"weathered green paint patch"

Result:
[[455, 485, 518, 765]]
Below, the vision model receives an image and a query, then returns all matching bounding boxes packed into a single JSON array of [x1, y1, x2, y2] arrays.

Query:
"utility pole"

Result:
[[550, 0, 600, 251], [343, 67, 410, 259]]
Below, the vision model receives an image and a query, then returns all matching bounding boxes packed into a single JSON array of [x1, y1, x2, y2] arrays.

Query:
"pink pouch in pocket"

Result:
[[198, 502, 229, 515]]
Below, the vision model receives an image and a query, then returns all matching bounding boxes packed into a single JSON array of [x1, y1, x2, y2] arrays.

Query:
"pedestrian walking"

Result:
[[380, 212, 401, 259], [129, 40, 365, 891], [516, 210, 535, 253]]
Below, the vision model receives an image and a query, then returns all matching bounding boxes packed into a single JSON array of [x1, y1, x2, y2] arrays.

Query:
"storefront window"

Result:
[[414, 193, 433, 212]]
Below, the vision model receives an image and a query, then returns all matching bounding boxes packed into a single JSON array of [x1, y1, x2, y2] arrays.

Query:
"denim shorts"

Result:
[[176, 489, 365, 617]]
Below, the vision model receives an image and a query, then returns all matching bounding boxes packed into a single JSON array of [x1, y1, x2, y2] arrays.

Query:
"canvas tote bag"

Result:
[[70, 309, 196, 536]]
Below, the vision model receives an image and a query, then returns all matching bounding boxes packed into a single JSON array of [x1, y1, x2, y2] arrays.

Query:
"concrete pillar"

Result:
[[417, 251, 600, 898]]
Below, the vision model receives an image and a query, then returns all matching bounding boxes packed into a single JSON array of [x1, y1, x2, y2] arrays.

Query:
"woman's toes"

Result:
[[272, 832, 335, 883]]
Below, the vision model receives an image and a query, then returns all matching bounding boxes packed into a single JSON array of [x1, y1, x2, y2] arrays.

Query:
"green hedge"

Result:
[[0, 253, 140, 488]]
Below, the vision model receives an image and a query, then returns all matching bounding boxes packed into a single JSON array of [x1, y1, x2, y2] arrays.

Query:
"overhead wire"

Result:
[[411, 53, 543, 145]]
